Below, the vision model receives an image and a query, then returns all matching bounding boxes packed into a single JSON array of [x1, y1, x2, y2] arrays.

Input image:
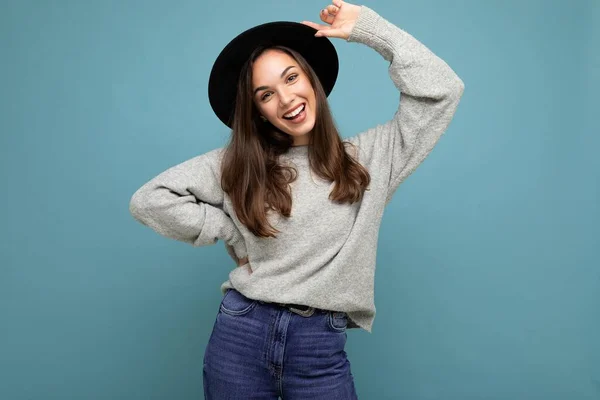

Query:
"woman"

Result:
[[129, 0, 464, 398]]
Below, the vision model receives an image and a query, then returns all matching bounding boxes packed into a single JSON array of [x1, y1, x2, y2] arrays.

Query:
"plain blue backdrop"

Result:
[[1, 0, 598, 399]]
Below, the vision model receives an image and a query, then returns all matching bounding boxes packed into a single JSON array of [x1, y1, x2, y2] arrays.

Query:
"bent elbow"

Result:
[[453, 77, 465, 99], [129, 188, 150, 223]]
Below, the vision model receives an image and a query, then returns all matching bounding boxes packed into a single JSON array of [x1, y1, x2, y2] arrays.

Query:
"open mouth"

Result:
[[283, 103, 306, 121]]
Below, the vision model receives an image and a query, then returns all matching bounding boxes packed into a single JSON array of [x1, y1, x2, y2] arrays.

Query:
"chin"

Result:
[[280, 117, 316, 137]]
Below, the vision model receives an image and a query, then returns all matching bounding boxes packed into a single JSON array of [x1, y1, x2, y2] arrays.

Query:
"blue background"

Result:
[[1, 0, 598, 399]]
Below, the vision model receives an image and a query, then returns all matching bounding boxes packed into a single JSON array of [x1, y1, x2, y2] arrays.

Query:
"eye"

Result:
[[259, 74, 297, 102]]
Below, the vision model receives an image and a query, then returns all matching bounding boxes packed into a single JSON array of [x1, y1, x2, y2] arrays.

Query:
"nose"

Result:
[[278, 88, 295, 110]]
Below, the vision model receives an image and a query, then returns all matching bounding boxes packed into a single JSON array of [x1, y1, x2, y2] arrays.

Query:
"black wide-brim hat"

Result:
[[208, 21, 339, 128]]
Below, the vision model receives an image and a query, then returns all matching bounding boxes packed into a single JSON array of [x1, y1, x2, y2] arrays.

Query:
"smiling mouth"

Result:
[[283, 103, 306, 120]]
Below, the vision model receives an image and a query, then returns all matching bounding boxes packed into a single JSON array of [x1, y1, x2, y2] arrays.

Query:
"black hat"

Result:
[[208, 21, 339, 128]]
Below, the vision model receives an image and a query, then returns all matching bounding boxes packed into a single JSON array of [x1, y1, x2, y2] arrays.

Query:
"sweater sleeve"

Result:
[[345, 6, 465, 205], [128, 147, 248, 259]]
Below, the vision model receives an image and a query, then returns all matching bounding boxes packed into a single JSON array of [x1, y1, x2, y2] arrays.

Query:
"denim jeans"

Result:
[[203, 288, 358, 399]]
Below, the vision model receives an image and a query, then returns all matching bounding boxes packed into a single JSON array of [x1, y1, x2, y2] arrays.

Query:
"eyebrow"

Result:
[[253, 65, 297, 97]]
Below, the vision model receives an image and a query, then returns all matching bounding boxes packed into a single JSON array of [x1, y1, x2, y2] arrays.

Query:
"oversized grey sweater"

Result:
[[129, 6, 464, 332]]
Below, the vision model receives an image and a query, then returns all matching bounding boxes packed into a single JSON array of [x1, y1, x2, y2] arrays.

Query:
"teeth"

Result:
[[284, 104, 305, 118]]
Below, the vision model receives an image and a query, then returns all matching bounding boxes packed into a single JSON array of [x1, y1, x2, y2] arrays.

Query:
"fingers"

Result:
[[325, 4, 339, 15], [320, 8, 335, 24], [320, 4, 340, 24], [314, 28, 343, 38], [301, 0, 343, 37], [300, 20, 330, 31]]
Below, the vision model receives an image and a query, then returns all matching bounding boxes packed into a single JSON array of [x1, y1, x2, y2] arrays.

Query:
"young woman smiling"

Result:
[[129, 0, 464, 398]]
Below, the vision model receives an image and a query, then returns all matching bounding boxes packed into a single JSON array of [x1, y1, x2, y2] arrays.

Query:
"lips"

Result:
[[283, 105, 307, 124], [282, 103, 306, 119]]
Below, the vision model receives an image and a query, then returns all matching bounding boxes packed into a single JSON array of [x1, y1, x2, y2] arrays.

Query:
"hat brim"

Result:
[[208, 21, 339, 128]]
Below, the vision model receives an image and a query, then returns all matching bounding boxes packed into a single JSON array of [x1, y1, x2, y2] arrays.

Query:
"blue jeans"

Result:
[[203, 289, 358, 399]]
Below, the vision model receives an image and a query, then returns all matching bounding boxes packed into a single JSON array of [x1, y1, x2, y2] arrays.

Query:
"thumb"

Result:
[[315, 28, 344, 38]]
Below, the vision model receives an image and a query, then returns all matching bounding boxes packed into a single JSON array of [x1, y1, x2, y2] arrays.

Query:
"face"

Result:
[[252, 49, 317, 146]]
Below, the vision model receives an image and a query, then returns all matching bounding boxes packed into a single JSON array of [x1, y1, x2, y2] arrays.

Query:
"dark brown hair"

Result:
[[220, 45, 370, 238]]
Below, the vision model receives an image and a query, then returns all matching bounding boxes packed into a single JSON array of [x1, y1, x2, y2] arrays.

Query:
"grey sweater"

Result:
[[129, 6, 464, 332]]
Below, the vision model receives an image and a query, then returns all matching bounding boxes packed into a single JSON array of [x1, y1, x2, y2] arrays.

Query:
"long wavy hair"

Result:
[[220, 45, 371, 238]]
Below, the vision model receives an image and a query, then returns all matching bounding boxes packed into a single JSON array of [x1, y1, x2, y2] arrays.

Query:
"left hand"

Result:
[[225, 243, 248, 267], [301, 0, 361, 40]]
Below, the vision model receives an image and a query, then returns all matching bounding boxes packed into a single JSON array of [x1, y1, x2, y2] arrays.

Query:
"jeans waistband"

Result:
[[258, 300, 318, 317]]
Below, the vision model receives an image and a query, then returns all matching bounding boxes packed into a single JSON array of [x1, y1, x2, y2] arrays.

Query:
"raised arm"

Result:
[[346, 5, 465, 204], [128, 148, 248, 259]]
